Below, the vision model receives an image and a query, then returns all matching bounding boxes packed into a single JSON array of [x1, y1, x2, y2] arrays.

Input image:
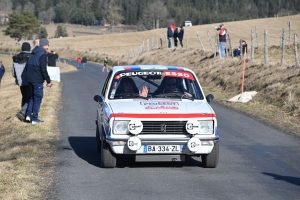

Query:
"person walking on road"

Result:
[[77, 57, 82, 68], [12, 42, 32, 121], [103, 57, 109, 72], [82, 56, 87, 68], [25, 38, 53, 124], [0, 61, 5, 88], [178, 26, 184, 48]]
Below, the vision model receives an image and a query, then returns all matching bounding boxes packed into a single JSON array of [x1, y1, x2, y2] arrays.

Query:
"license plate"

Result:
[[144, 145, 183, 153]]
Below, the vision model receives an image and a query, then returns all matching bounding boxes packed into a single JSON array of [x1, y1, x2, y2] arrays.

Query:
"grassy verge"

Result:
[[0, 55, 76, 199]]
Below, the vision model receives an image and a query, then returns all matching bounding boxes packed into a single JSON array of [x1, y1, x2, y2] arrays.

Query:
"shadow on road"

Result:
[[68, 136, 203, 168], [262, 172, 300, 186]]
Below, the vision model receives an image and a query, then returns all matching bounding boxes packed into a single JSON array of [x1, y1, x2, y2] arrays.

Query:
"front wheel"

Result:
[[201, 142, 219, 168], [100, 139, 117, 168]]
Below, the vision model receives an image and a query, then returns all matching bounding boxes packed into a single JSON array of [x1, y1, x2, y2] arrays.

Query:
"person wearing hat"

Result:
[[178, 26, 184, 47], [215, 23, 227, 57], [25, 38, 53, 124], [12, 42, 32, 121]]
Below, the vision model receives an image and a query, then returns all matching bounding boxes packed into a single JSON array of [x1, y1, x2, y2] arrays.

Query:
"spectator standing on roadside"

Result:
[[47, 50, 59, 67], [173, 27, 179, 47], [25, 38, 53, 124], [103, 57, 109, 72], [178, 26, 184, 47], [241, 40, 248, 54], [167, 26, 173, 48], [12, 42, 31, 121], [0, 61, 5, 88], [215, 23, 227, 58], [82, 56, 87, 68], [77, 57, 82, 68]]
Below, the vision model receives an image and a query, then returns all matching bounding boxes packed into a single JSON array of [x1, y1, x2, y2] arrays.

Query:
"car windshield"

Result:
[[108, 70, 204, 100]]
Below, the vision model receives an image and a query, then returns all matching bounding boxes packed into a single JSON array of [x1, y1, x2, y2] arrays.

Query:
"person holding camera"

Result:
[[215, 23, 227, 58]]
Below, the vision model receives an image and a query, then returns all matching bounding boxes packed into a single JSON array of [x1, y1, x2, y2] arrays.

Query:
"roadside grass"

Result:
[[0, 55, 76, 199]]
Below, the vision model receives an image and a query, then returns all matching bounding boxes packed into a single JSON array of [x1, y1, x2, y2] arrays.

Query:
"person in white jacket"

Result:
[[12, 42, 31, 121]]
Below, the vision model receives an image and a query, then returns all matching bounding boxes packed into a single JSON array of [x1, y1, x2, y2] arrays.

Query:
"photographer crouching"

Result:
[[215, 23, 227, 58]]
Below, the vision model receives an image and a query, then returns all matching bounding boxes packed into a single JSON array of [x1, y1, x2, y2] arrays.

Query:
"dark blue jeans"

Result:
[[26, 83, 44, 121]]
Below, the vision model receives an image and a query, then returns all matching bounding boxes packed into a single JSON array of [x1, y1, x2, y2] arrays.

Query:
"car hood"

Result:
[[108, 101, 215, 119]]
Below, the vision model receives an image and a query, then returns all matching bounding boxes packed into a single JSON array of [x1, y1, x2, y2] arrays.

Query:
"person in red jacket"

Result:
[[77, 57, 82, 68]]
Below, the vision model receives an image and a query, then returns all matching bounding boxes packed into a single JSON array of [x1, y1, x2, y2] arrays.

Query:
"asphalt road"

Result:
[[50, 59, 300, 200]]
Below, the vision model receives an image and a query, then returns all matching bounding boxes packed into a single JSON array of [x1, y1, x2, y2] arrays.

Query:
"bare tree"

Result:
[[38, 7, 56, 24], [23, 2, 35, 13], [0, 0, 12, 25], [106, 4, 124, 33], [139, 0, 169, 30]]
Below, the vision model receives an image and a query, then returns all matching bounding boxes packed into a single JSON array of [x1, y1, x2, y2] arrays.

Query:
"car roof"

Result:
[[112, 65, 194, 73]]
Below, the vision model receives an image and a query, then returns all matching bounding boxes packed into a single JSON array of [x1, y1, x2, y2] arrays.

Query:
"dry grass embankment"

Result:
[[0, 55, 76, 199]]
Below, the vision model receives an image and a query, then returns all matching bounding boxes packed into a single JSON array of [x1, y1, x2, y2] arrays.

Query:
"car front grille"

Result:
[[141, 121, 188, 134]]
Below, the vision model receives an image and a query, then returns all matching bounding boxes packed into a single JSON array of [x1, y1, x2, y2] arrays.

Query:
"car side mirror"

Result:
[[206, 94, 214, 103], [93, 95, 103, 103]]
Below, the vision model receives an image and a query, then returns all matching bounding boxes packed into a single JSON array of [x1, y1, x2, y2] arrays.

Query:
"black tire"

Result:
[[96, 126, 101, 153], [100, 139, 117, 168], [201, 142, 219, 168]]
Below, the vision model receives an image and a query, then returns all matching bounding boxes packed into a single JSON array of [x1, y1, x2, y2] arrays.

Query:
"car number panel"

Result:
[[143, 145, 184, 153]]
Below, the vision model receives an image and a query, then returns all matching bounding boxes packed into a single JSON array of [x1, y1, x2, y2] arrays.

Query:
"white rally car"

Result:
[[93, 65, 219, 168]]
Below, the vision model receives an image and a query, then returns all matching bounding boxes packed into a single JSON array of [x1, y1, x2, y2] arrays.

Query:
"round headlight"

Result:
[[114, 121, 129, 134], [128, 119, 143, 135]]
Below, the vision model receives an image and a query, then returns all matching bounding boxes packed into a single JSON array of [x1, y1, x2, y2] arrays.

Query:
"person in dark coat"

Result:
[[12, 42, 31, 121], [215, 23, 227, 57], [47, 50, 59, 67], [25, 38, 53, 124], [178, 26, 184, 47], [0, 61, 5, 88], [173, 27, 179, 47], [82, 56, 87, 68], [167, 26, 173, 48]]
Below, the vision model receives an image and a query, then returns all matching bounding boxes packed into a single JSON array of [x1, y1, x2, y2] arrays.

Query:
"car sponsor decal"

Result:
[[145, 106, 179, 110], [115, 71, 163, 79], [140, 102, 179, 106], [109, 113, 216, 119], [162, 71, 195, 80]]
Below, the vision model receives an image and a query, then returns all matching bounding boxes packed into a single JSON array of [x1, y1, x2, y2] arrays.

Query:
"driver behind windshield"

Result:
[[153, 77, 192, 97], [116, 77, 148, 97]]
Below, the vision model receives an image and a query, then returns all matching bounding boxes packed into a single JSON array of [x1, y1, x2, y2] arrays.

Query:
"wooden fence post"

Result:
[[214, 34, 217, 57], [295, 33, 299, 67], [264, 29, 268, 64], [281, 28, 285, 63], [196, 32, 205, 51], [255, 25, 259, 49], [227, 33, 233, 57], [207, 30, 214, 52], [251, 29, 254, 60], [186, 35, 189, 50], [288, 21, 291, 47]]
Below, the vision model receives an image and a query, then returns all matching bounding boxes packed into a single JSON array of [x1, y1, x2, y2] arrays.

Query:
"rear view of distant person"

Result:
[[103, 57, 109, 72], [0, 61, 5, 88], [82, 56, 87, 68], [178, 26, 184, 47], [12, 42, 31, 121], [47, 50, 59, 67], [173, 27, 179, 47], [167, 26, 173, 48], [215, 23, 227, 58], [77, 57, 82, 68]]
